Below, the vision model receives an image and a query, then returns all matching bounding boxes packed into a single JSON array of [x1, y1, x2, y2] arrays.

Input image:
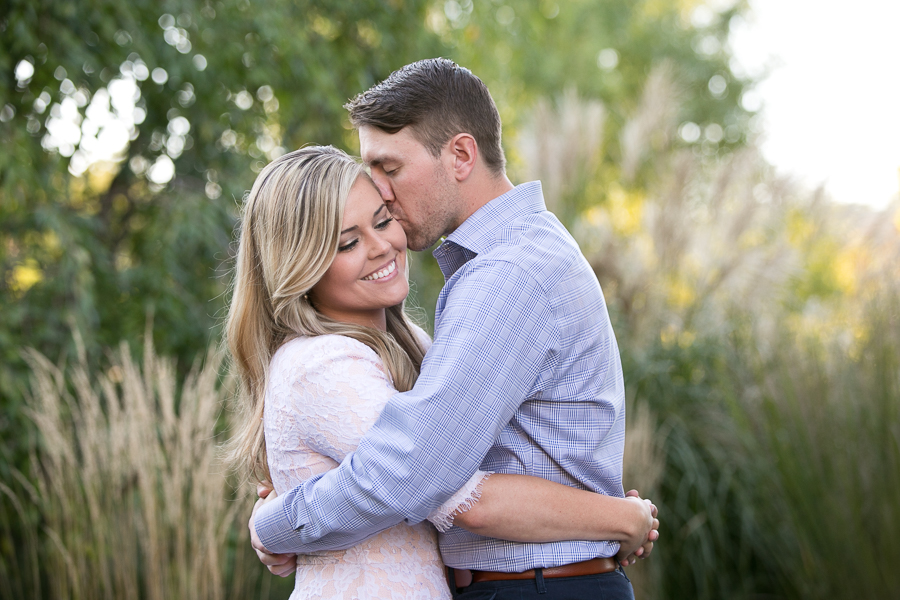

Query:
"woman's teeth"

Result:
[[362, 260, 396, 281]]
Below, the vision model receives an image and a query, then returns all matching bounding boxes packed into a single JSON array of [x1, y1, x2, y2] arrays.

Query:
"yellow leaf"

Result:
[[10, 259, 42, 294]]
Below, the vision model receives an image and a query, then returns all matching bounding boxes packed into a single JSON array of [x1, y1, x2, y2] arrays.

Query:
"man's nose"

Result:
[[371, 172, 394, 202]]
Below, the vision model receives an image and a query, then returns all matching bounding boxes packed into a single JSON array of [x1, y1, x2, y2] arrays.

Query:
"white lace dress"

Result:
[[264, 331, 490, 600]]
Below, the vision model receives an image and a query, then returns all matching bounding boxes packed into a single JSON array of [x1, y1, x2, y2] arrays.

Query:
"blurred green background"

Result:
[[1, 1, 898, 598]]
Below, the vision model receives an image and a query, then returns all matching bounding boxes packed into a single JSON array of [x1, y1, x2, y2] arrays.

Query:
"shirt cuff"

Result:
[[255, 486, 309, 554], [426, 470, 493, 533]]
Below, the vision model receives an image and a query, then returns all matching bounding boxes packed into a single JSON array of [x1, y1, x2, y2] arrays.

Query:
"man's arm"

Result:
[[448, 475, 655, 546], [254, 261, 559, 554]]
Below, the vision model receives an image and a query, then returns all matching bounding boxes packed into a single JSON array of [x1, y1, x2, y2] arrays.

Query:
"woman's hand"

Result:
[[249, 482, 298, 577], [615, 489, 660, 567]]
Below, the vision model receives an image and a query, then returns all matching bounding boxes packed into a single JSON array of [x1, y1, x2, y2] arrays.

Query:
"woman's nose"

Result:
[[369, 233, 392, 258]]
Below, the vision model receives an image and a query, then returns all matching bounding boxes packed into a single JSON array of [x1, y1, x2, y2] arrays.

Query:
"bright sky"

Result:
[[729, 0, 900, 208]]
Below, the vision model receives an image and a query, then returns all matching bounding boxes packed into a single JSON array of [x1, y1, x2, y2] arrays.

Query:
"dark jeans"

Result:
[[448, 567, 635, 600]]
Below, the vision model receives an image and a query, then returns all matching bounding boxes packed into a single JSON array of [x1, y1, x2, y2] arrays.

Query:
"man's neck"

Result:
[[459, 172, 515, 224]]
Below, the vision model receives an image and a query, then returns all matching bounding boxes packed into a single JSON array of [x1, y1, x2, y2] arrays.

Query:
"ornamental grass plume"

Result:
[[621, 396, 665, 599], [515, 86, 605, 223], [2, 333, 269, 600]]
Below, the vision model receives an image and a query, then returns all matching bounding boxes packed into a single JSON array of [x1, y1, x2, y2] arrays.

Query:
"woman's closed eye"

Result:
[[375, 217, 394, 230], [338, 238, 358, 252]]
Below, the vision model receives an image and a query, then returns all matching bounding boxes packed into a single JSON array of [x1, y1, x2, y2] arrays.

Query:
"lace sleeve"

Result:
[[264, 335, 397, 495], [426, 470, 493, 533]]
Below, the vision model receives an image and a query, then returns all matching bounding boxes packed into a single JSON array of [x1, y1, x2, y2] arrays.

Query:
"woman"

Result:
[[226, 146, 657, 599]]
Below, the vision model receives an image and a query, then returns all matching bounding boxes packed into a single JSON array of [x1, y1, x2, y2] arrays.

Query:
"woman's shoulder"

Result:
[[271, 333, 381, 372], [267, 334, 394, 407]]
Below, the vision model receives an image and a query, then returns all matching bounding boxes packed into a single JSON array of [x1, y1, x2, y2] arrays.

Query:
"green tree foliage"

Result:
[[0, 0, 756, 400], [434, 0, 753, 176], [0, 0, 444, 454]]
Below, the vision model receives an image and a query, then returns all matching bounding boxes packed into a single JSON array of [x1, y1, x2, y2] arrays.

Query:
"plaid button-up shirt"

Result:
[[256, 181, 627, 570]]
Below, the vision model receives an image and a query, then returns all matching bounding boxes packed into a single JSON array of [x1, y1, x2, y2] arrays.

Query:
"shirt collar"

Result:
[[432, 181, 546, 280]]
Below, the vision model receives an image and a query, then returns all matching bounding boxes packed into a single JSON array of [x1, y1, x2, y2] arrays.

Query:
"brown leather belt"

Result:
[[453, 557, 619, 588]]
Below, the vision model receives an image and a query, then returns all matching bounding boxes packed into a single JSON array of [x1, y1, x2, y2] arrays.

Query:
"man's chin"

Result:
[[408, 235, 442, 252]]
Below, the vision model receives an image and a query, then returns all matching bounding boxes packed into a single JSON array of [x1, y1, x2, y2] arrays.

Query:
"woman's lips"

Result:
[[361, 259, 397, 281]]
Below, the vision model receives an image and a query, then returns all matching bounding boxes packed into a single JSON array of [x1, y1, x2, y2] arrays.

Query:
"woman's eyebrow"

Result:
[[340, 206, 387, 235]]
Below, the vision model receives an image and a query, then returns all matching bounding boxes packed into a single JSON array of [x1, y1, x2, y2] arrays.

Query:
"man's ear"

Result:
[[447, 133, 477, 181]]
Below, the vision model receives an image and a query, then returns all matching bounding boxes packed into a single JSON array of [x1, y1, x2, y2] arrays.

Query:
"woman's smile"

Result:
[[310, 176, 409, 330], [362, 259, 398, 281]]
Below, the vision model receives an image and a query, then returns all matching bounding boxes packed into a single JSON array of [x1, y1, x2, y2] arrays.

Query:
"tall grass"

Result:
[[614, 270, 900, 600], [746, 290, 900, 598], [622, 395, 666, 599], [0, 334, 291, 600]]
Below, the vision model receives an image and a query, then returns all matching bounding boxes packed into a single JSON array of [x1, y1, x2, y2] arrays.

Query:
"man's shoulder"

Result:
[[475, 212, 586, 282]]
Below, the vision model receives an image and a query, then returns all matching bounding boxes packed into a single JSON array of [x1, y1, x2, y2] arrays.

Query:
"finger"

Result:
[[625, 489, 640, 498], [255, 548, 275, 564], [266, 555, 295, 569], [257, 550, 294, 567], [255, 546, 294, 566], [269, 555, 298, 577], [250, 495, 267, 523], [617, 548, 637, 565], [269, 561, 297, 578], [249, 528, 265, 554], [251, 528, 272, 556]]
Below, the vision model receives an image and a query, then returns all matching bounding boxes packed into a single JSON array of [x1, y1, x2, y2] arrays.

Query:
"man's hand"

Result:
[[616, 489, 660, 567], [250, 483, 298, 577]]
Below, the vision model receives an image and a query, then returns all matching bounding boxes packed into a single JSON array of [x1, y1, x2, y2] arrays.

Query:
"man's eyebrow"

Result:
[[366, 152, 398, 168]]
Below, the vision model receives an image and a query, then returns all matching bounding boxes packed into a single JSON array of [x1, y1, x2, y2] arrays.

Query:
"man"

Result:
[[252, 58, 646, 599]]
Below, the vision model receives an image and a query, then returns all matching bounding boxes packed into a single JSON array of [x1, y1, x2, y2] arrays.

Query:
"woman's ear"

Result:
[[447, 133, 478, 181]]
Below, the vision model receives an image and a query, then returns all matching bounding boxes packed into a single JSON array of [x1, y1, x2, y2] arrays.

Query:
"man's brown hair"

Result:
[[344, 58, 506, 174]]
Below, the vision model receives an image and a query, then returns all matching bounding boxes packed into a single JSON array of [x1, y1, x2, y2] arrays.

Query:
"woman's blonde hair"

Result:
[[224, 145, 426, 484]]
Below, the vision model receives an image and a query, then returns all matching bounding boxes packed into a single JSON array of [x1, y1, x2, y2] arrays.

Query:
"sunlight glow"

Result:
[[731, 0, 900, 208]]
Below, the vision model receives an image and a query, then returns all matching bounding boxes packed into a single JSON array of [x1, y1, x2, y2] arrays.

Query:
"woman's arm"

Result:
[[444, 474, 658, 562]]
